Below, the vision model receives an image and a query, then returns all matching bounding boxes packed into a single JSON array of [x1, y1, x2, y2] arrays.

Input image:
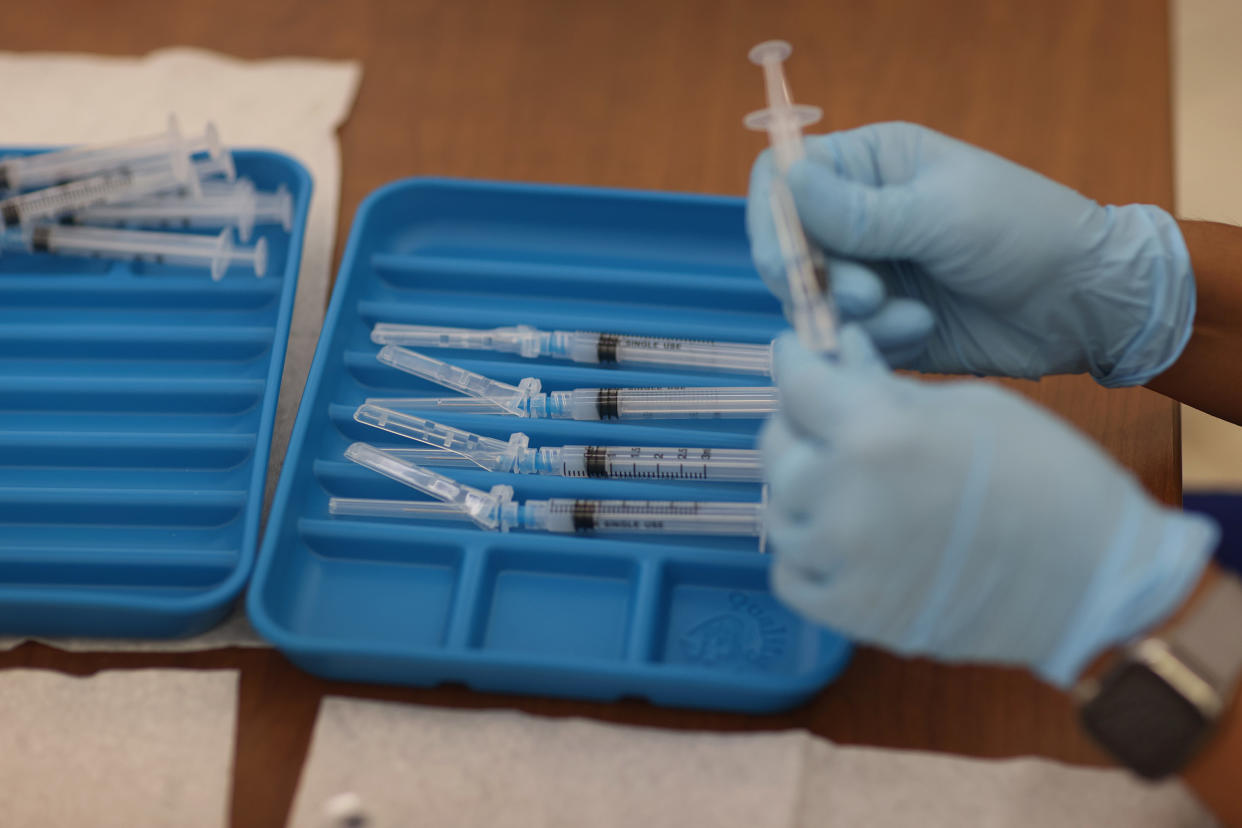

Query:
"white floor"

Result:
[[1174, 0, 1242, 492]]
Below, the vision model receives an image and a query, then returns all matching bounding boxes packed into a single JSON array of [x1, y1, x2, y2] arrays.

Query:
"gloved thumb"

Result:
[[749, 153, 886, 319], [788, 158, 925, 260], [773, 324, 887, 440]]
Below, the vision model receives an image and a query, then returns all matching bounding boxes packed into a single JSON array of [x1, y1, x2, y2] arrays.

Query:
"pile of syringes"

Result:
[[331, 323, 780, 542], [0, 115, 292, 280], [329, 40, 834, 548]]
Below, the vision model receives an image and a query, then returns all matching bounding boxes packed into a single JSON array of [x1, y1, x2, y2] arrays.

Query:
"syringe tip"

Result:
[[748, 40, 792, 65], [218, 149, 237, 183], [203, 122, 223, 162]]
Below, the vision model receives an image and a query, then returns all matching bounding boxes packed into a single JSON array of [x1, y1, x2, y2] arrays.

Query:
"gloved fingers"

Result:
[[825, 258, 885, 321], [772, 552, 886, 640], [772, 325, 888, 440], [751, 156, 889, 317], [878, 339, 932, 369], [770, 558, 838, 627], [803, 122, 931, 186], [760, 416, 834, 523], [854, 297, 934, 364], [788, 157, 926, 260], [767, 518, 833, 575], [751, 149, 896, 325], [774, 323, 888, 378], [763, 434, 829, 523], [765, 484, 875, 568], [758, 413, 799, 464]]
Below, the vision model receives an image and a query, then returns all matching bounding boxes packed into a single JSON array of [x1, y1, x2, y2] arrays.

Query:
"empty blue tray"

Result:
[[249, 178, 851, 712], [0, 148, 311, 637]]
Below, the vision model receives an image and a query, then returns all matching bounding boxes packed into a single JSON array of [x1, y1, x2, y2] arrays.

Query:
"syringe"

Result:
[[69, 181, 292, 242], [354, 403, 764, 481], [0, 116, 223, 192], [371, 346, 779, 419], [371, 322, 773, 376], [5, 225, 267, 280], [335, 442, 766, 537], [189, 154, 237, 185], [0, 155, 197, 230], [743, 40, 839, 356]]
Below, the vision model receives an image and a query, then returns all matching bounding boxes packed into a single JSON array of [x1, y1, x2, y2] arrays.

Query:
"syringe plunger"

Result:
[[12, 225, 267, 281]]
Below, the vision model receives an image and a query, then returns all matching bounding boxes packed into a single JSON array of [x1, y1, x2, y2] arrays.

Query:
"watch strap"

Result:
[[1166, 572, 1242, 703]]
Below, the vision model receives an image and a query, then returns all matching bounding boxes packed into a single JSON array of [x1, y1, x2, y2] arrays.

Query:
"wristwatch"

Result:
[[1077, 571, 1242, 780]]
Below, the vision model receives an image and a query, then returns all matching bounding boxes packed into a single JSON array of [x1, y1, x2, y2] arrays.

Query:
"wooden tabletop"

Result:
[[1, 1, 1179, 825]]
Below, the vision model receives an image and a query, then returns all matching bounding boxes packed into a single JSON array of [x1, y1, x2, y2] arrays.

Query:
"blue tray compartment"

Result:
[[250, 178, 850, 712], [0, 148, 311, 637]]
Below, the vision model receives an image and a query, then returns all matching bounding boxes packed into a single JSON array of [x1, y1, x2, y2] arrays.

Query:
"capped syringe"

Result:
[[371, 322, 773, 376], [355, 403, 764, 481], [335, 442, 766, 537], [5, 225, 267, 280], [0, 116, 221, 193], [0, 154, 198, 230], [370, 346, 779, 420], [69, 180, 292, 241], [744, 40, 839, 356]]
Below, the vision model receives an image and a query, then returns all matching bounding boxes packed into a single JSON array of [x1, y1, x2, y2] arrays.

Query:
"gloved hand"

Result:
[[747, 122, 1196, 386], [758, 230, 936, 367], [761, 326, 1217, 686]]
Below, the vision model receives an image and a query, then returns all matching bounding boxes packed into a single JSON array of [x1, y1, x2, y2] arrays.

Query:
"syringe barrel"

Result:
[[561, 331, 772, 375], [530, 498, 764, 535], [69, 182, 260, 239], [1, 163, 191, 229], [548, 387, 780, 420], [384, 442, 765, 482], [769, 178, 839, 354], [547, 445, 763, 481], [0, 119, 198, 191], [2, 170, 133, 227], [28, 225, 263, 280]]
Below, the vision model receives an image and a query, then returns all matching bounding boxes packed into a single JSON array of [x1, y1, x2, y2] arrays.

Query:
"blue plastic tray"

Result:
[[0, 148, 311, 637], [249, 178, 851, 712]]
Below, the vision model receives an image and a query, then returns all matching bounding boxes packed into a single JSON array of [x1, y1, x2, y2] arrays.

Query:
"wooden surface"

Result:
[[1, 1, 1179, 826]]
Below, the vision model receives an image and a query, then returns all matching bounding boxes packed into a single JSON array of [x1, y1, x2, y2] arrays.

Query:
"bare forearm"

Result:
[[1147, 221, 1242, 424]]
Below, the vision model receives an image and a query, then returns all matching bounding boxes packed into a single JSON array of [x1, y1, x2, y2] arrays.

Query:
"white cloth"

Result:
[[0, 602, 265, 652], [288, 698, 1215, 828], [0, 47, 361, 651], [0, 668, 239, 828]]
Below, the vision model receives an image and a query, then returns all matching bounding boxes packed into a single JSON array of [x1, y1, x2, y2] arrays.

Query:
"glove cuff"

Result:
[[1036, 491, 1218, 688], [1093, 205, 1196, 388]]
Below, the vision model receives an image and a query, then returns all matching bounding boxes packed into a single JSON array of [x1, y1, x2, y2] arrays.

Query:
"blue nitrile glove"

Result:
[[760, 326, 1217, 686], [747, 122, 1196, 386], [755, 241, 934, 367]]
